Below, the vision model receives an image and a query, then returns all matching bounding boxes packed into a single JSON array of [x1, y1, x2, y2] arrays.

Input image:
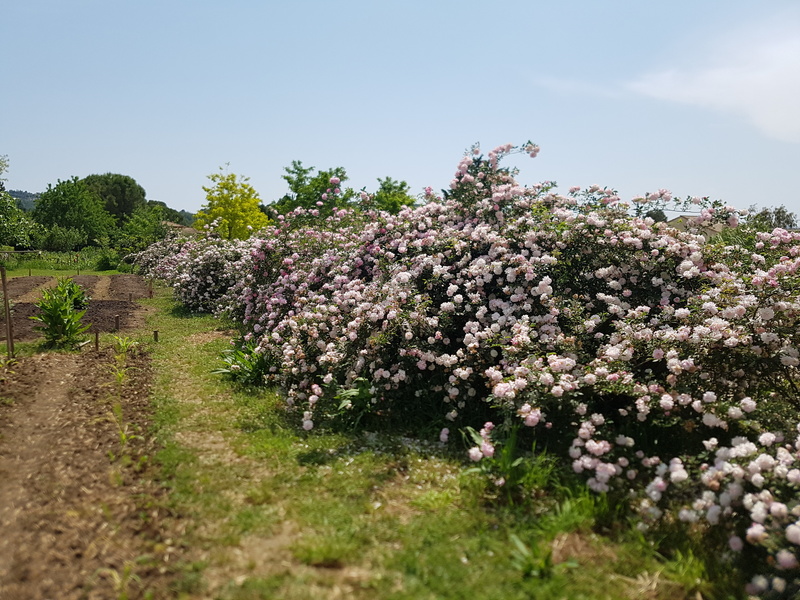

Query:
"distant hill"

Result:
[[147, 200, 195, 226], [8, 189, 39, 211], [177, 210, 196, 226]]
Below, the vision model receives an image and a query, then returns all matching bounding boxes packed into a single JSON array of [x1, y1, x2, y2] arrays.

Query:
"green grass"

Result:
[[132, 285, 733, 600], [0, 247, 129, 274]]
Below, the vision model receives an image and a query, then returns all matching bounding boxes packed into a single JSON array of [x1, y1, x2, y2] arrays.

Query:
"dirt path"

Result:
[[0, 349, 180, 599]]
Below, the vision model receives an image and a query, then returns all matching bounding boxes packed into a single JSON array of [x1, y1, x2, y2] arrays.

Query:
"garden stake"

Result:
[[115, 315, 120, 331], [1, 266, 14, 358], [153, 330, 159, 342], [95, 331, 99, 352], [129, 293, 132, 302]]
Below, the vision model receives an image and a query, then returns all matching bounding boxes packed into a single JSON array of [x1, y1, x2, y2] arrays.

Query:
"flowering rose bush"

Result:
[[143, 144, 800, 595], [132, 225, 251, 312]]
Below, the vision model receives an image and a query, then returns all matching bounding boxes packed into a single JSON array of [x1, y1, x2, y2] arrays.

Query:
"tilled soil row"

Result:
[[0, 348, 184, 600], [1, 274, 154, 342]]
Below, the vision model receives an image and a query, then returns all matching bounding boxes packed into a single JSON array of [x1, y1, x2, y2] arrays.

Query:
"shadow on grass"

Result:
[[168, 304, 213, 319]]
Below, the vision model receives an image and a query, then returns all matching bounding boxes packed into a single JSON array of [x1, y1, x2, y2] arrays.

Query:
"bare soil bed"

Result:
[[1, 274, 153, 343], [0, 346, 183, 599]]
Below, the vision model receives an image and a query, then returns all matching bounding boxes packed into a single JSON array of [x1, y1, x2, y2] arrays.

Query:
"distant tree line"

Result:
[[1, 157, 194, 255]]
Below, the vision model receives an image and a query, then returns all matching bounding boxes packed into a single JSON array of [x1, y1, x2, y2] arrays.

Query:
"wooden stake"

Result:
[[1, 266, 14, 358], [95, 331, 99, 352], [153, 330, 159, 342], [114, 315, 120, 331]]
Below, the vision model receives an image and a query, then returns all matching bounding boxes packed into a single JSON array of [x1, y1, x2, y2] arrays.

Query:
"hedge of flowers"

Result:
[[142, 144, 800, 597], [131, 226, 251, 312]]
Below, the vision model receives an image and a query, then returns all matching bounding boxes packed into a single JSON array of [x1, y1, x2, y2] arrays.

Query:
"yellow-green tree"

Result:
[[194, 168, 269, 239]]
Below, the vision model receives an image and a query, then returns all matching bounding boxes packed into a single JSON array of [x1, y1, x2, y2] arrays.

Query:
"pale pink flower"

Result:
[[776, 549, 799, 569], [481, 442, 495, 458], [786, 523, 800, 545]]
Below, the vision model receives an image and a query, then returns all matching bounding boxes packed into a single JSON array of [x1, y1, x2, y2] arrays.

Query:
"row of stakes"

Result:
[[90, 327, 159, 351]]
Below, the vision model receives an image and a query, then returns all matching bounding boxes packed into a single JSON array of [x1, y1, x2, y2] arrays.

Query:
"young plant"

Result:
[[0, 355, 17, 385], [464, 422, 558, 505], [92, 562, 141, 600], [111, 335, 139, 355], [110, 402, 141, 451], [213, 337, 272, 386], [30, 278, 89, 348]]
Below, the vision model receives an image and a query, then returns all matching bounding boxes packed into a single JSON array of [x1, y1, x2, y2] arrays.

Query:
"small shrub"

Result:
[[30, 278, 90, 348], [213, 338, 272, 386], [54, 277, 89, 309]]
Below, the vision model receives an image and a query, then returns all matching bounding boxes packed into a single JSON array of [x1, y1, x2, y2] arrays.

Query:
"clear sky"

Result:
[[3, 0, 800, 216]]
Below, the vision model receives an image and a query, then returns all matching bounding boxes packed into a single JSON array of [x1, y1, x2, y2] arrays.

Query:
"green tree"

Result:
[[645, 208, 668, 223], [0, 157, 41, 248], [194, 167, 269, 239], [115, 203, 170, 252], [367, 176, 416, 214], [146, 200, 183, 224], [746, 204, 797, 230], [1, 190, 41, 248], [33, 177, 115, 247], [267, 161, 355, 217], [81, 173, 146, 223]]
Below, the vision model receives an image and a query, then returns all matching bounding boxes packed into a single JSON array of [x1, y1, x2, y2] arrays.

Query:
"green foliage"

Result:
[[81, 173, 147, 224], [114, 203, 169, 253], [0, 190, 42, 248], [0, 248, 128, 273], [366, 176, 416, 214], [746, 204, 797, 230], [147, 200, 194, 226], [30, 278, 90, 348], [56, 276, 90, 310], [111, 335, 139, 355], [509, 533, 577, 580], [266, 161, 415, 217], [267, 160, 355, 216], [36, 224, 88, 251], [33, 177, 115, 247], [213, 338, 272, 386], [464, 425, 560, 505], [332, 377, 374, 429], [644, 208, 667, 223], [194, 167, 269, 239]]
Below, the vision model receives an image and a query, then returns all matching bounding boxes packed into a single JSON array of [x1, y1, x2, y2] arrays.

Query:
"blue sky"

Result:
[[3, 0, 800, 216]]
